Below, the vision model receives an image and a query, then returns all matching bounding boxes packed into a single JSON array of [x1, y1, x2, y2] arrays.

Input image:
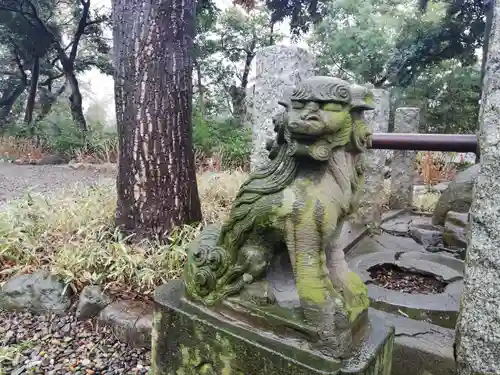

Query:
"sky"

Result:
[[81, 0, 303, 123]]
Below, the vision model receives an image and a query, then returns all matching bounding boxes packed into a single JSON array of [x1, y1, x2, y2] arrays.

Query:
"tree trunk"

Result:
[[66, 72, 88, 133], [112, 0, 202, 241], [24, 57, 40, 125], [36, 82, 67, 122], [230, 47, 255, 125], [0, 83, 27, 128], [229, 85, 246, 124]]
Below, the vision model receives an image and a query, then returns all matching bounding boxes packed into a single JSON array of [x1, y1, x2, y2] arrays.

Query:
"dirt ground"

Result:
[[0, 163, 116, 208]]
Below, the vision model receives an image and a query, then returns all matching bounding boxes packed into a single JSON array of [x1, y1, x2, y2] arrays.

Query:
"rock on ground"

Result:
[[76, 286, 112, 321], [432, 164, 479, 225], [443, 211, 468, 251], [0, 271, 72, 315]]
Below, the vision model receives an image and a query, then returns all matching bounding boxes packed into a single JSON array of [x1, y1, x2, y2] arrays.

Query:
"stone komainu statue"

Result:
[[184, 76, 375, 358]]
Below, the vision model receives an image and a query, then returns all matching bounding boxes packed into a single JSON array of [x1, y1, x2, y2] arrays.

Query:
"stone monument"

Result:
[[357, 88, 390, 228], [390, 107, 419, 209], [152, 76, 394, 375], [250, 45, 317, 171]]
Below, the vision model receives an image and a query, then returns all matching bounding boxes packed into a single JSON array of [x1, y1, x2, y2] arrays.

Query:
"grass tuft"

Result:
[[0, 171, 248, 296]]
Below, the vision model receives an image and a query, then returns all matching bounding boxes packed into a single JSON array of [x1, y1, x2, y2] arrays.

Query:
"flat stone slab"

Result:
[[151, 280, 395, 375], [370, 308, 455, 375], [348, 251, 463, 329], [345, 233, 426, 261]]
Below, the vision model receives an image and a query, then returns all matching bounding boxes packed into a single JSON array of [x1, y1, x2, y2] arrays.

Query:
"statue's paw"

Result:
[[242, 273, 254, 283], [241, 280, 276, 306]]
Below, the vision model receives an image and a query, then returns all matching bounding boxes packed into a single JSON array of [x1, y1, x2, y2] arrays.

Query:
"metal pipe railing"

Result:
[[370, 133, 479, 156]]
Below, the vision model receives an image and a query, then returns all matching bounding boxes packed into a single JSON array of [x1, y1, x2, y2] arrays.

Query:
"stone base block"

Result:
[[151, 280, 394, 375]]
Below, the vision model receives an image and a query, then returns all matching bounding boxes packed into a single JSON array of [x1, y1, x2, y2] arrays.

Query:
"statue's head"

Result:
[[274, 76, 374, 161]]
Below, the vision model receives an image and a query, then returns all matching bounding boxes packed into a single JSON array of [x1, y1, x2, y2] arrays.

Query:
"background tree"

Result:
[[195, 5, 282, 123], [112, 0, 202, 240], [0, 0, 111, 133], [310, 0, 480, 134]]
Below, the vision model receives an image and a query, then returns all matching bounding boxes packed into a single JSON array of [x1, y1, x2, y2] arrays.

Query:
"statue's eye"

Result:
[[291, 101, 305, 109], [323, 103, 343, 112]]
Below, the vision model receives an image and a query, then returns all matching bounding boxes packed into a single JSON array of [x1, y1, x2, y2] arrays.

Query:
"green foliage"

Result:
[[398, 61, 481, 134], [387, 0, 484, 86], [194, 5, 283, 118], [6, 100, 118, 158], [311, 0, 414, 85], [263, 0, 484, 87], [192, 111, 251, 168], [311, 0, 481, 135]]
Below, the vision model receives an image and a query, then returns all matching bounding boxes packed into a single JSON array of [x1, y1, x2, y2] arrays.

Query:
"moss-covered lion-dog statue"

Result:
[[184, 76, 375, 358]]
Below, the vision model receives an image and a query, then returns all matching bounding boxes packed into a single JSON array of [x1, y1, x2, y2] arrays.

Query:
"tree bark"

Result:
[[24, 57, 40, 125], [112, 0, 202, 241], [0, 83, 27, 127], [36, 82, 67, 122], [58, 54, 88, 133]]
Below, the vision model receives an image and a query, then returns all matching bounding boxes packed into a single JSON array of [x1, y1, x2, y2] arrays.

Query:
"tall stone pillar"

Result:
[[455, 2, 500, 374], [250, 45, 316, 171], [357, 89, 390, 227], [389, 107, 419, 209]]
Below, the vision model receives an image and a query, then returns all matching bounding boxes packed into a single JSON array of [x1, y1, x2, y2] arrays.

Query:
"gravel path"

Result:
[[1, 310, 150, 375], [1, 163, 152, 375], [0, 163, 116, 208]]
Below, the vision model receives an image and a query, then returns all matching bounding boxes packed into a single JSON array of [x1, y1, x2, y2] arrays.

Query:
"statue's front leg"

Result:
[[284, 219, 352, 356]]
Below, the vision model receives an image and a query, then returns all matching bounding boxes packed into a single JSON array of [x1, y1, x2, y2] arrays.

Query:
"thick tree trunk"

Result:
[[112, 0, 202, 240], [24, 57, 40, 125]]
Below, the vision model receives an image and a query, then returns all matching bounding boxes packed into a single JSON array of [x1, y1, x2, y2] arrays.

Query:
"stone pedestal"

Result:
[[151, 280, 394, 375]]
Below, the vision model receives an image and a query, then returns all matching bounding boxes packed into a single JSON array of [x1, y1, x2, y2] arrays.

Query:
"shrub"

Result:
[[5, 103, 118, 162], [192, 114, 251, 170], [3, 104, 250, 167], [0, 170, 249, 296]]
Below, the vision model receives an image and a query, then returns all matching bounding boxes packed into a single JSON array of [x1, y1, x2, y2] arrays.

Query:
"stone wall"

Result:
[[250, 45, 317, 171]]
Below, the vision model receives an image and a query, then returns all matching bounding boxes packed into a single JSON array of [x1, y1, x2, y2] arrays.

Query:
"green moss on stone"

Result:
[[343, 271, 369, 323]]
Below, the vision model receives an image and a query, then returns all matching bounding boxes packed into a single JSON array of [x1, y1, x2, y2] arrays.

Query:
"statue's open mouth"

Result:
[[289, 124, 330, 144]]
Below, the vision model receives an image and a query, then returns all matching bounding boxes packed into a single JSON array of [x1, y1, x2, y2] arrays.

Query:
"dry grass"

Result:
[[0, 170, 248, 297], [0, 136, 46, 162], [416, 151, 457, 184], [413, 190, 441, 213]]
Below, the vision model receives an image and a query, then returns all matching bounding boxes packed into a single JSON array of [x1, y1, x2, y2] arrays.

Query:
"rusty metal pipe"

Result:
[[370, 133, 479, 156]]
